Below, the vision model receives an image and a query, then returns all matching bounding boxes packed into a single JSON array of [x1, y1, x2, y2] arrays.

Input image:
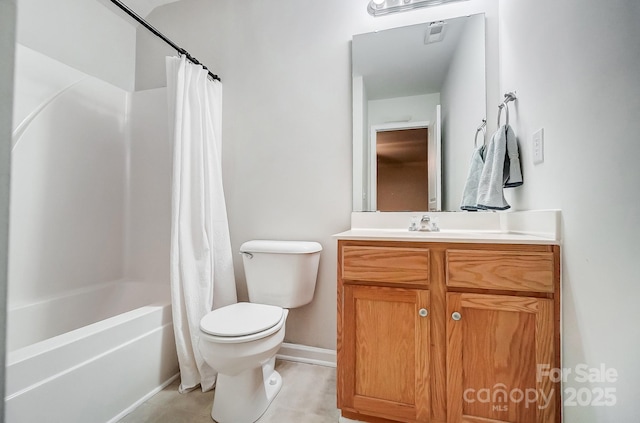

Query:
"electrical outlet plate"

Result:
[[533, 128, 544, 164]]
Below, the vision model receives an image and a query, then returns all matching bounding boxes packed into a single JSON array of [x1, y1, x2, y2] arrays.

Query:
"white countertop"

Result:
[[333, 210, 562, 245], [333, 228, 559, 245]]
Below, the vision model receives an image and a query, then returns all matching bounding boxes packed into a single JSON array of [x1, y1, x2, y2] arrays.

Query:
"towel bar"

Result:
[[474, 119, 487, 147], [497, 92, 517, 127]]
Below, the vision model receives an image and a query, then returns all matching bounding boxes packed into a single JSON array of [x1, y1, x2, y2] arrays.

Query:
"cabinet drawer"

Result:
[[341, 246, 429, 286], [446, 249, 555, 293]]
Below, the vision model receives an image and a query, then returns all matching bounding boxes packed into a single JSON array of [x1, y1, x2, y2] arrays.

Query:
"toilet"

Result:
[[198, 240, 322, 423]]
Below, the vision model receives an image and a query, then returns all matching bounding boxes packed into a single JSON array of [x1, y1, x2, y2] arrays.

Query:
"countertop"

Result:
[[333, 228, 560, 245], [335, 210, 562, 245]]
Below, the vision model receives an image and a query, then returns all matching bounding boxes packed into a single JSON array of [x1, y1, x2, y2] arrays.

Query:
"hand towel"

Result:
[[503, 124, 523, 187], [477, 124, 521, 210], [460, 145, 485, 211]]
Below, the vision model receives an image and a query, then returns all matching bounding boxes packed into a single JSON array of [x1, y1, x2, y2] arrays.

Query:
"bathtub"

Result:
[[5, 280, 179, 423]]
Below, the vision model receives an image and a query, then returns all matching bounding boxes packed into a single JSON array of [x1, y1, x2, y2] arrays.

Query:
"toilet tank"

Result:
[[240, 240, 322, 308]]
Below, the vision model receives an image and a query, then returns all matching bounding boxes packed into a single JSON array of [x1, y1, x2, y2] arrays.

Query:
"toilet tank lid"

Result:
[[240, 240, 322, 254]]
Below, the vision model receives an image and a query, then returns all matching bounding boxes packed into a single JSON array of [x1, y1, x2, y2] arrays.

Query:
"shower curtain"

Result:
[[166, 55, 237, 393]]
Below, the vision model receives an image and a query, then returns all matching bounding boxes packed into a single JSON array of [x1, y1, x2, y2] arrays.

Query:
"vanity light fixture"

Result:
[[368, 0, 469, 17]]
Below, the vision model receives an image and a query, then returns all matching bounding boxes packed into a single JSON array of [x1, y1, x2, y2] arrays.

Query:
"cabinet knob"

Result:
[[418, 308, 428, 317], [451, 312, 462, 321]]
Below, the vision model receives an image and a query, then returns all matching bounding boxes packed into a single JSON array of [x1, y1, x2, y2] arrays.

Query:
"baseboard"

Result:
[[107, 373, 180, 423], [276, 342, 336, 368]]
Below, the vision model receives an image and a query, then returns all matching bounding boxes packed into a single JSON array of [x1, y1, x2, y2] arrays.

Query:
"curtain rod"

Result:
[[110, 0, 221, 82]]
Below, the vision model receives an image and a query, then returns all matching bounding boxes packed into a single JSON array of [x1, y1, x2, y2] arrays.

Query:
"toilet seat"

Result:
[[200, 302, 285, 344]]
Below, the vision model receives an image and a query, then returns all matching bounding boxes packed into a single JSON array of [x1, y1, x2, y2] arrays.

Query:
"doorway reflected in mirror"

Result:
[[376, 128, 428, 211]]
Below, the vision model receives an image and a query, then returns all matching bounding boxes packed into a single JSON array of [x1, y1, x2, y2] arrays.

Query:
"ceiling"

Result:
[[352, 17, 468, 101]]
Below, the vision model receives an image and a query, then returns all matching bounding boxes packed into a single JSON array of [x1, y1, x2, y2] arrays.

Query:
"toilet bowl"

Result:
[[198, 240, 322, 423], [199, 303, 289, 423]]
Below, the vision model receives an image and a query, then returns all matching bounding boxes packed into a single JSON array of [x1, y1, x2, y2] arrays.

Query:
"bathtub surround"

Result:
[[167, 55, 237, 393], [9, 45, 128, 306], [7, 3, 178, 421], [6, 280, 168, 351], [0, 0, 17, 418], [5, 291, 177, 423]]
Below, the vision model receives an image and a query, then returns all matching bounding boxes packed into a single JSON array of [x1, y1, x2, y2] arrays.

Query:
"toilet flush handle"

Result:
[[240, 252, 253, 259]]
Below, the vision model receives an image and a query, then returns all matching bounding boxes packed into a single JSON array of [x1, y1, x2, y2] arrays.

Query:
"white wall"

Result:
[[440, 14, 486, 210], [137, 0, 498, 350], [368, 93, 440, 126], [9, 45, 128, 306], [499, 0, 640, 420], [134, 0, 232, 91], [16, 0, 137, 91]]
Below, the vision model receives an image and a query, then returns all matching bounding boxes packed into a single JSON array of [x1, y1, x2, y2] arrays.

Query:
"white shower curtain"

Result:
[[166, 55, 237, 393]]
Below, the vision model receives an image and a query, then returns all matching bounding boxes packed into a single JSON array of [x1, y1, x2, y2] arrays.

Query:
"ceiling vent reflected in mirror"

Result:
[[368, 0, 469, 17], [424, 21, 447, 44]]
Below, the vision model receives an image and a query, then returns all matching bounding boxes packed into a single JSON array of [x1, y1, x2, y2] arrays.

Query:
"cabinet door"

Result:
[[447, 293, 556, 423], [341, 285, 430, 423]]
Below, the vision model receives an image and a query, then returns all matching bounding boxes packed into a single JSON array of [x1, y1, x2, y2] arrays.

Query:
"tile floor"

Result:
[[117, 360, 340, 423]]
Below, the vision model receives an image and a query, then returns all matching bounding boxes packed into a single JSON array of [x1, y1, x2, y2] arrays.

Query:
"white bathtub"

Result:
[[5, 280, 179, 423]]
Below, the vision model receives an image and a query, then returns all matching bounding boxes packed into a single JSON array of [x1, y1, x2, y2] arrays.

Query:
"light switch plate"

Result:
[[533, 128, 544, 164]]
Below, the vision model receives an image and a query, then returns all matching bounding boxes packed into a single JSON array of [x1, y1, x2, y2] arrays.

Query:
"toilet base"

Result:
[[211, 358, 282, 423]]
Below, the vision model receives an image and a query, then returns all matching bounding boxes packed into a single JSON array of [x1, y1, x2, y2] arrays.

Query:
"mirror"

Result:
[[352, 14, 486, 212]]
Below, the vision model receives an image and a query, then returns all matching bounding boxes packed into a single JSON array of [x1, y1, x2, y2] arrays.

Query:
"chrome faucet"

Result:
[[409, 215, 440, 232], [420, 215, 439, 232]]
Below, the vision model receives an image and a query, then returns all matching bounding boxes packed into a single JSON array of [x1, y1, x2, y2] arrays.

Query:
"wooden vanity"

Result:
[[336, 237, 561, 423]]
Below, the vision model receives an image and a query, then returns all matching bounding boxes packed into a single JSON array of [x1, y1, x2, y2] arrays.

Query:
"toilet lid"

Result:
[[200, 302, 284, 337]]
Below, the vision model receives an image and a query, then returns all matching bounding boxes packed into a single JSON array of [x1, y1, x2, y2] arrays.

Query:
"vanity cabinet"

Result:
[[342, 285, 431, 422], [338, 245, 431, 422], [337, 240, 561, 423], [447, 293, 555, 423]]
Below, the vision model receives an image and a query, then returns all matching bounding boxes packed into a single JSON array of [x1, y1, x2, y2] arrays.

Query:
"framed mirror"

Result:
[[352, 13, 486, 212]]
